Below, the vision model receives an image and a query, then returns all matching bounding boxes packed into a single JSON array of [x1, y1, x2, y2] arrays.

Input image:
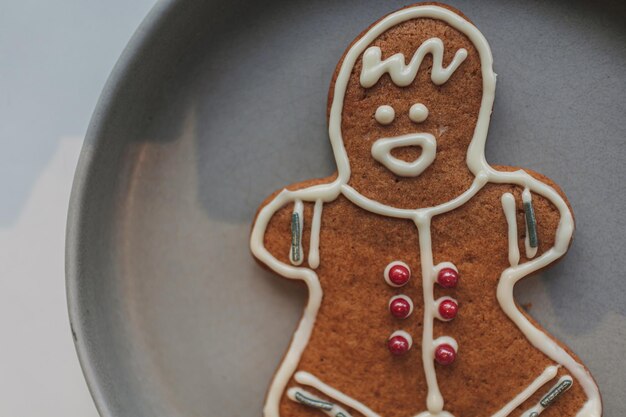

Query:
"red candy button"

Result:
[[389, 295, 413, 319], [437, 268, 459, 288], [385, 261, 411, 287], [434, 343, 457, 365], [388, 331, 412, 356], [438, 299, 458, 320]]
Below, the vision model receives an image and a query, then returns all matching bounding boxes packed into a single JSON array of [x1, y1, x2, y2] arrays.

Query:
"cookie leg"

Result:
[[294, 371, 382, 417], [520, 375, 573, 417], [287, 387, 352, 417], [492, 365, 560, 417]]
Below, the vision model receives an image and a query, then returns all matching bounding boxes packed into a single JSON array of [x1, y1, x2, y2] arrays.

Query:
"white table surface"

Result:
[[0, 1, 155, 415]]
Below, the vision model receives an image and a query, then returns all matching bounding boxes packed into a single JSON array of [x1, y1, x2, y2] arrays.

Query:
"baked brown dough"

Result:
[[250, 3, 601, 417]]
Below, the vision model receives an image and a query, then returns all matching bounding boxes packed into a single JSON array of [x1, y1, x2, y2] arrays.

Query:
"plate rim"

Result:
[[65, 1, 178, 415]]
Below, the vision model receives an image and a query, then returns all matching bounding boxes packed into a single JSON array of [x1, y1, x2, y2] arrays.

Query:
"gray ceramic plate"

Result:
[[66, 0, 626, 415]]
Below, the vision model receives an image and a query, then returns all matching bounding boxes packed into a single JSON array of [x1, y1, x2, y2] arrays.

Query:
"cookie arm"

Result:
[[252, 175, 338, 270], [251, 191, 317, 269], [519, 170, 574, 264], [493, 166, 574, 264], [251, 190, 309, 275]]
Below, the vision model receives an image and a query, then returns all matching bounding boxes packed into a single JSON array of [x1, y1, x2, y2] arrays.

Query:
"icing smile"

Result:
[[371, 133, 437, 177]]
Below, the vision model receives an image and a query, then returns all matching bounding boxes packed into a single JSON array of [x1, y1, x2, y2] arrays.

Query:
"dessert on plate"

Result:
[[250, 3, 602, 417]]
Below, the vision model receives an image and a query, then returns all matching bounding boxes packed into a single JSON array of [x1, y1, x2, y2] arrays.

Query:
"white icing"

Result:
[[501, 193, 520, 266], [434, 297, 458, 322], [417, 234, 454, 414], [520, 375, 574, 417], [341, 173, 488, 221], [295, 372, 382, 417], [383, 260, 411, 287], [433, 336, 458, 352], [360, 38, 468, 88], [289, 199, 304, 265], [375, 105, 396, 125], [414, 412, 455, 417], [524, 238, 538, 259], [389, 294, 414, 318], [409, 103, 429, 123], [522, 188, 538, 259], [491, 365, 559, 417], [390, 329, 413, 349], [371, 133, 437, 177], [250, 5, 601, 417], [308, 199, 323, 269]]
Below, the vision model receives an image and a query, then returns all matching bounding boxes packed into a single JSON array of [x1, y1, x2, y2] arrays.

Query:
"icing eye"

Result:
[[409, 103, 429, 123], [375, 105, 395, 125]]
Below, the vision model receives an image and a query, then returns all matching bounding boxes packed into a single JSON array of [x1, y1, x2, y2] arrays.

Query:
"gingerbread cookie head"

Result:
[[328, 4, 496, 209]]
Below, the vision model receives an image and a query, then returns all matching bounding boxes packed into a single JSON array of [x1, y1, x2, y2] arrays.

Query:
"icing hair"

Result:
[[359, 38, 468, 88]]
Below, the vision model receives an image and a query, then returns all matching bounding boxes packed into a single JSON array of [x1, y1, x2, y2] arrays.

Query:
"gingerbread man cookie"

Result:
[[250, 4, 601, 417]]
